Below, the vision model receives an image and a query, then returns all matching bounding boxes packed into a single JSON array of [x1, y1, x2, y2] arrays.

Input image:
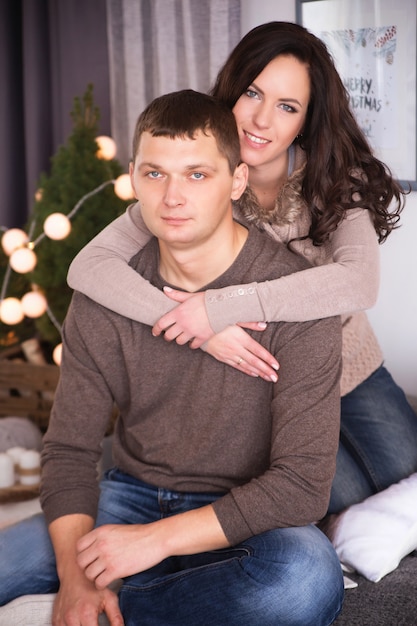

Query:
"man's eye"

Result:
[[147, 171, 161, 179], [191, 172, 205, 180]]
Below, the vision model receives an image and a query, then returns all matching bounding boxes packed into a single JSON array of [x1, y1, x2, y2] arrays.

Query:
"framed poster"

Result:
[[297, 0, 417, 190]]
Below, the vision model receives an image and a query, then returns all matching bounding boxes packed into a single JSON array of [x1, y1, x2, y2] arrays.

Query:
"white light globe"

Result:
[[0, 298, 24, 325], [43, 213, 71, 240], [21, 291, 48, 318], [9, 247, 37, 273], [114, 174, 134, 200], [52, 343, 62, 366], [1, 228, 28, 256], [96, 135, 117, 160]]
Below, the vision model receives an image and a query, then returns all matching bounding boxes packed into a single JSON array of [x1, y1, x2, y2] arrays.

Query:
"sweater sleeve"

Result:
[[67, 202, 176, 325], [212, 314, 342, 545], [205, 207, 380, 332], [40, 296, 116, 523]]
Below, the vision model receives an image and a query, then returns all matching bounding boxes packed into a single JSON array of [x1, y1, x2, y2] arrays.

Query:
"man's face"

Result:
[[130, 130, 246, 250]]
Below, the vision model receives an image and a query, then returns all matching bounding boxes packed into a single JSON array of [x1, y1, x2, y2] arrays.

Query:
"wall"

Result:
[[240, 0, 417, 396]]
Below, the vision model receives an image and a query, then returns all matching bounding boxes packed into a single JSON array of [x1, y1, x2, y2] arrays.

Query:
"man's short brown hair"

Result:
[[132, 89, 241, 173]]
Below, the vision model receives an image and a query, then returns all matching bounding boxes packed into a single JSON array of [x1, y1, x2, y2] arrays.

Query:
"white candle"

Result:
[[19, 450, 41, 486], [0, 452, 15, 488], [6, 446, 26, 482]]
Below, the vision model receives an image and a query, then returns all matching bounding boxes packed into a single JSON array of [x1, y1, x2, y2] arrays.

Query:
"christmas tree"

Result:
[[0, 85, 130, 355]]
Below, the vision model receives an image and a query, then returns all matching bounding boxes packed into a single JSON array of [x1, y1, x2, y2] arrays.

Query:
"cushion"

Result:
[[0, 417, 43, 452], [0, 594, 55, 626], [0, 594, 111, 625], [326, 472, 417, 582]]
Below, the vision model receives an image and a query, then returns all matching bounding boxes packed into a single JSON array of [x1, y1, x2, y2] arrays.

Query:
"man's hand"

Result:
[[52, 576, 123, 626], [77, 505, 229, 592], [77, 523, 166, 590], [49, 514, 124, 626]]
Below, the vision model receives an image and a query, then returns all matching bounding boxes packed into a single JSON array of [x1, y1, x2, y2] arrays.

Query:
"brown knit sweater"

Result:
[[42, 225, 341, 545]]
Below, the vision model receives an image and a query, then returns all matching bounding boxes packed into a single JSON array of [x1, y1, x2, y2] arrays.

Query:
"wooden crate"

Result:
[[0, 360, 60, 432]]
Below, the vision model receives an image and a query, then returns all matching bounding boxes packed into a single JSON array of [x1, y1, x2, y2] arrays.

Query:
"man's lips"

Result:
[[161, 216, 189, 224], [243, 130, 270, 145]]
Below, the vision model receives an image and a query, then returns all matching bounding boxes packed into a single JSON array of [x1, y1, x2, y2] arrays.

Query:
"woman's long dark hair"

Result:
[[211, 21, 406, 244]]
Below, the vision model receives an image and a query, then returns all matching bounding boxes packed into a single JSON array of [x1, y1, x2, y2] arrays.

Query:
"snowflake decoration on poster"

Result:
[[320, 25, 397, 64]]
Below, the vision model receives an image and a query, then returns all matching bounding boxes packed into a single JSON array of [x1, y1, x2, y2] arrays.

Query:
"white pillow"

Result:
[[0, 594, 112, 625], [328, 472, 417, 582]]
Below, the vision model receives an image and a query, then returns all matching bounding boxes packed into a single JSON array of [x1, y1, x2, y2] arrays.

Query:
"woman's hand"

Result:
[[152, 288, 213, 347], [203, 325, 279, 383], [153, 288, 279, 382]]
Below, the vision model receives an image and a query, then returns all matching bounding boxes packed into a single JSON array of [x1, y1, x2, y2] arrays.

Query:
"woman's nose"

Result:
[[253, 102, 273, 129]]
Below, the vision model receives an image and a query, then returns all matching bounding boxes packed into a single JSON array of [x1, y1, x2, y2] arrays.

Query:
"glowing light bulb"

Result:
[[43, 213, 71, 240], [0, 298, 24, 325], [53, 343, 62, 366], [1, 229, 28, 256], [21, 291, 48, 318], [96, 135, 117, 160], [114, 174, 134, 200], [9, 247, 37, 273]]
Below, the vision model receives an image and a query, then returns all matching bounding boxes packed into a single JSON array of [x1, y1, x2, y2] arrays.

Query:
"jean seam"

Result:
[[120, 551, 252, 594]]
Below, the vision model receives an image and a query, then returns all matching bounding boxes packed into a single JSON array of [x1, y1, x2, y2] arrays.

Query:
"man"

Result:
[[0, 90, 343, 625]]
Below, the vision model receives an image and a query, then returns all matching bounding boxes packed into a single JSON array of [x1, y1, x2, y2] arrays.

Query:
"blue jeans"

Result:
[[0, 469, 344, 625], [328, 365, 417, 514]]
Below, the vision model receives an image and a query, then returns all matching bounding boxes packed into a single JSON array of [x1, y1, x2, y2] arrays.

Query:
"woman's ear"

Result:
[[231, 162, 249, 201]]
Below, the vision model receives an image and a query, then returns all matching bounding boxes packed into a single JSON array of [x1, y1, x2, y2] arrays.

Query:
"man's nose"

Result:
[[163, 178, 185, 206]]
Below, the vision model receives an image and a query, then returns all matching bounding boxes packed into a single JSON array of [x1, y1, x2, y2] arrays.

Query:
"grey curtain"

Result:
[[106, 0, 241, 167], [1, 0, 241, 227], [0, 0, 111, 229]]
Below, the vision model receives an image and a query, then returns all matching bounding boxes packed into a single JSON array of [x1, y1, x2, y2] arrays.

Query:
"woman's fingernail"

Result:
[[271, 374, 278, 383], [163, 286, 173, 292], [271, 363, 279, 370], [258, 322, 267, 329]]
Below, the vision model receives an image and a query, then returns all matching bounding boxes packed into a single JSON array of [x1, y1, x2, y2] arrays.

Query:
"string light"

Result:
[[1, 228, 28, 256], [0, 135, 135, 356], [43, 213, 72, 240], [96, 135, 117, 160], [0, 298, 24, 325], [21, 290, 48, 318], [52, 343, 62, 366], [114, 174, 134, 200], [9, 247, 37, 273]]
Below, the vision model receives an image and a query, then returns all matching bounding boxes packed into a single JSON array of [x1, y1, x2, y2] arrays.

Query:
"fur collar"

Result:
[[236, 145, 307, 230]]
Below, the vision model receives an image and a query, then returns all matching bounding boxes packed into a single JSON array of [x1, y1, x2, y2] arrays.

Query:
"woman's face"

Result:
[[232, 54, 310, 175]]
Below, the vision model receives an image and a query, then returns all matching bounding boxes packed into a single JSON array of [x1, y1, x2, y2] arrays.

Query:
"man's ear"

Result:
[[129, 161, 139, 199], [231, 162, 249, 201]]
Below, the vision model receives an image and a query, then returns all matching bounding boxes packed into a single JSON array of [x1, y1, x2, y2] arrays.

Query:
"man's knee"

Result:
[[242, 526, 344, 625]]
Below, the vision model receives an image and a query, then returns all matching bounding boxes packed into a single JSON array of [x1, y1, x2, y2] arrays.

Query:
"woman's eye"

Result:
[[280, 103, 297, 113]]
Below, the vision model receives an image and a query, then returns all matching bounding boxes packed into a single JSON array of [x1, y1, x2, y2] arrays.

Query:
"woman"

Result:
[[68, 22, 417, 514]]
